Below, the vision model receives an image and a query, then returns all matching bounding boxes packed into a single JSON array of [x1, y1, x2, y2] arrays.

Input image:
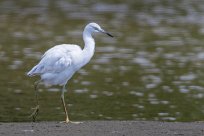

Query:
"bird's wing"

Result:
[[27, 44, 82, 76]]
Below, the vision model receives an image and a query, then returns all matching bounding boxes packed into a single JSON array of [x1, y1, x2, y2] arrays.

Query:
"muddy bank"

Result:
[[0, 121, 204, 136]]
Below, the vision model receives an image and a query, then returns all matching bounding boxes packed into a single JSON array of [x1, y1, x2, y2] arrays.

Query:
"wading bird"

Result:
[[27, 22, 113, 123]]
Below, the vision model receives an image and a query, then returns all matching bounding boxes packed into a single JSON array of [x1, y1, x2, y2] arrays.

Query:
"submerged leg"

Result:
[[60, 85, 81, 124], [29, 80, 41, 122]]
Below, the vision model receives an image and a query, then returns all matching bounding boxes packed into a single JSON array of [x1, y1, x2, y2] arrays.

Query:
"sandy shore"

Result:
[[0, 121, 204, 136]]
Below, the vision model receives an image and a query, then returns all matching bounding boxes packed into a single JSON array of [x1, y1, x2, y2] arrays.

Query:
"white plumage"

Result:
[[27, 22, 113, 123], [27, 44, 82, 86]]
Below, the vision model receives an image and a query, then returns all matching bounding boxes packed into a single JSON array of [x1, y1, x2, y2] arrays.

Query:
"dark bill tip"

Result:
[[106, 32, 114, 37]]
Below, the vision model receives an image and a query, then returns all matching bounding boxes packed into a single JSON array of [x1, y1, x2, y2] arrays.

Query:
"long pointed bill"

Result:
[[100, 29, 114, 37]]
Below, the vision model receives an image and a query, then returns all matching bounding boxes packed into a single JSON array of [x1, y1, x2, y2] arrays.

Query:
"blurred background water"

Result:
[[1, 0, 204, 122]]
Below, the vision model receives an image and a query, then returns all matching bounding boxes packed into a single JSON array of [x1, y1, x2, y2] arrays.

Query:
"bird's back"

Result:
[[27, 44, 82, 77]]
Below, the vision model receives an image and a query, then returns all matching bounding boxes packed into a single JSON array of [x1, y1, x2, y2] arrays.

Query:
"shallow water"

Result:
[[1, 0, 204, 122]]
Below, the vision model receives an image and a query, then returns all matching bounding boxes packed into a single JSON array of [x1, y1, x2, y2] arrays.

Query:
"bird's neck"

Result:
[[82, 30, 95, 58]]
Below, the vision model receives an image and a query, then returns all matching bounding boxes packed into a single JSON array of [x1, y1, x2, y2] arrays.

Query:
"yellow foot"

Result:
[[29, 105, 40, 122], [60, 120, 82, 124], [69, 121, 83, 124]]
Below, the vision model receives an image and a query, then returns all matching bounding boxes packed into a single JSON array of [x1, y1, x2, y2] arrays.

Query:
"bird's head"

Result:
[[85, 22, 113, 37]]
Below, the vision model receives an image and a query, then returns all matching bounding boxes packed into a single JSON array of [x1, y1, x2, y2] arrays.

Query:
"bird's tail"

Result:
[[27, 65, 38, 76]]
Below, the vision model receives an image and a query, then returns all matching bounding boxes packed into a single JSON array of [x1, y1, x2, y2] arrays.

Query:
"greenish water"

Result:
[[1, 0, 204, 122]]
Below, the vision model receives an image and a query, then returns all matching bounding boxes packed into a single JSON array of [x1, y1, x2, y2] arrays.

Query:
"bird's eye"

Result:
[[92, 26, 98, 30]]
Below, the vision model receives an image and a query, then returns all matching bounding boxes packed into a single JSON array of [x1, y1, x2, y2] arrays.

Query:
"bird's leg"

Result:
[[60, 85, 69, 123], [29, 80, 41, 122], [60, 85, 82, 124]]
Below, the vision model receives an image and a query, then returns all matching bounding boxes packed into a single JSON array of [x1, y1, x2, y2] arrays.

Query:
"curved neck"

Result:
[[82, 29, 95, 58]]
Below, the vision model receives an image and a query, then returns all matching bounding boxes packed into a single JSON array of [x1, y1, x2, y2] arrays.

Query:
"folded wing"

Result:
[[27, 44, 81, 76]]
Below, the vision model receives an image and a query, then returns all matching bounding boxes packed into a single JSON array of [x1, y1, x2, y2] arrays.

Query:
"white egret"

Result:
[[27, 22, 113, 123]]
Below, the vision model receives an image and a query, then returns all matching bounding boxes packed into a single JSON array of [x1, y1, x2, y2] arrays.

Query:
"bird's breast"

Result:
[[72, 52, 93, 71]]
